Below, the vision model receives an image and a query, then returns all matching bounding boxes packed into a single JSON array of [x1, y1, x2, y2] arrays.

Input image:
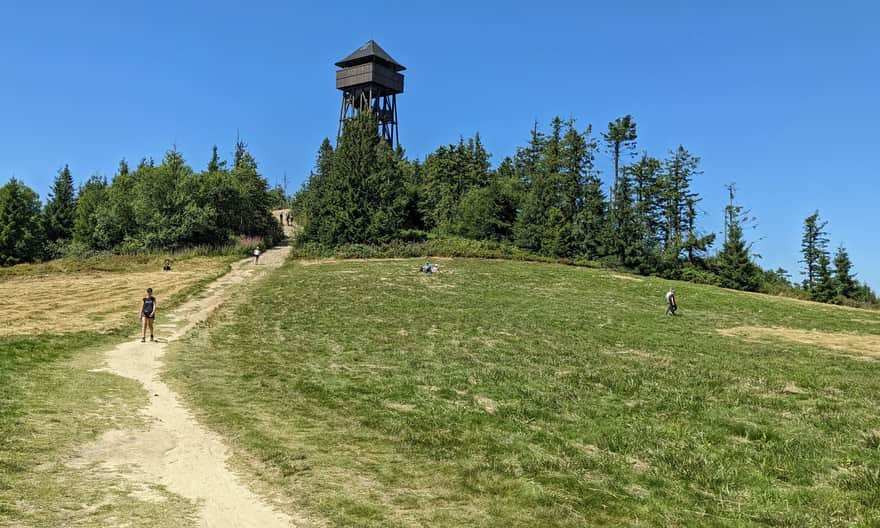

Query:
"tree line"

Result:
[[293, 112, 877, 307], [0, 140, 285, 265]]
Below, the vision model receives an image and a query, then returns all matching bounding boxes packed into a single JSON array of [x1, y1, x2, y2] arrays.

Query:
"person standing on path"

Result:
[[253, 246, 261, 265], [665, 287, 677, 316], [279, 212, 284, 225], [140, 288, 157, 342]]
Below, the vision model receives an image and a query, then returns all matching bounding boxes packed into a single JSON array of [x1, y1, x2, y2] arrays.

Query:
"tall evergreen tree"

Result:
[[833, 244, 857, 299], [656, 146, 713, 264], [800, 211, 829, 290], [207, 145, 227, 172], [0, 178, 44, 265], [302, 112, 406, 244], [73, 175, 111, 249], [715, 184, 760, 291], [812, 252, 837, 303], [514, 118, 585, 256], [602, 115, 637, 196], [43, 164, 76, 243], [608, 170, 644, 268]]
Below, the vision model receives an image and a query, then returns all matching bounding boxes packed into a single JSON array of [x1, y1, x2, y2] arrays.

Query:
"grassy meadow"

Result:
[[165, 258, 880, 527], [0, 254, 233, 526]]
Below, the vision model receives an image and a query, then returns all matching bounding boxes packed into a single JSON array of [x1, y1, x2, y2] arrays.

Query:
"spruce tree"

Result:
[[43, 164, 77, 243], [72, 175, 110, 249], [800, 211, 829, 291], [609, 170, 644, 268], [207, 145, 227, 172], [812, 252, 837, 303], [715, 185, 760, 291], [602, 115, 637, 196], [833, 244, 857, 299], [0, 178, 44, 265]]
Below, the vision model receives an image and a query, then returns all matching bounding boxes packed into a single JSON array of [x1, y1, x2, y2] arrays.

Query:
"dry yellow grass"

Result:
[[719, 325, 880, 360], [0, 257, 230, 336]]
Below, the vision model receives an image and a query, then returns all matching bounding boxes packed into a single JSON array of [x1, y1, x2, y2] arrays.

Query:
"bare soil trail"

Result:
[[70, 228, 301, 527]]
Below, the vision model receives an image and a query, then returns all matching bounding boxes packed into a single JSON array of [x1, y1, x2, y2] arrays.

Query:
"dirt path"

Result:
[[70, 237, 299, 527]]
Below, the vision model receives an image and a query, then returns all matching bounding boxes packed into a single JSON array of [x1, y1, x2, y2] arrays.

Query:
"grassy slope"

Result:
[[165, 258, 880, 527], [0, 255, 234, 527]]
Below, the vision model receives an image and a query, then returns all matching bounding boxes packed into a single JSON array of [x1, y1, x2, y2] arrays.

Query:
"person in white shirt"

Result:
[[665, 288, 677, 316], [253, 246, 261, 265]]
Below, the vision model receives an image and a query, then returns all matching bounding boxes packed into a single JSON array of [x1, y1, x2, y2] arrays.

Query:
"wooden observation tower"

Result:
[[335, 40, 405, 147]]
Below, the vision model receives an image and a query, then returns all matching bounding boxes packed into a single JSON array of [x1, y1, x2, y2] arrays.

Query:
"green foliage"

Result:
[[69, 144, 282, 255], [0, 178, 44, 266], [454, 161, 520, 242], [715, 186, 761, 291], [291, 115, 874, 307], [418, 134, 491, 232], [833, 244, 857, 299], [42, 165, 76, 244], [602, 114, 637, 192], [812, 252, 837, 303], [298, 113, 408, 245], [800, 211, 829, 291], [515, 118, 599, 258]]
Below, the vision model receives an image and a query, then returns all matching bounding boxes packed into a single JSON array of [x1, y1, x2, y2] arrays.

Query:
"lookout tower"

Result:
[[335, 40, 405, 147]]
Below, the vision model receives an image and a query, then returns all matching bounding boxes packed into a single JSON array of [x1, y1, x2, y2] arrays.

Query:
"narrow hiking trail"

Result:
[[70, 231, 300, 527]]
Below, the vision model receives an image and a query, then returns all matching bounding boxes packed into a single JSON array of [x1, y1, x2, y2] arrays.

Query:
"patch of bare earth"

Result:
[[718, 326, 880, 360]]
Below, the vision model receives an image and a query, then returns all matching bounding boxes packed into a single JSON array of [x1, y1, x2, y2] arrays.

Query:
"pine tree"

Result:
[[609, 170, 644, 268], [43, 164, 77, 243], [833, 244, 857, 299], [72, 175, 110, 249], [602, 115, 638, 197], [655, 146, 712, 265], [800, 211, 829, 291], [715, 184, 760, 291], [812, 252, 837, 303], [0, 178, 44, 265], [207, 145, 227, 172], [514, 118, 584, 256]]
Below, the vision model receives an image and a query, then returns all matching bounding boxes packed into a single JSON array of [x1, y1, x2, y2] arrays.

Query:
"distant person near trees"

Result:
[[140, 288, 157, 342], [279, 212, 284, 225], [254, 246, 262, 265], [665, 288, 677, 316]]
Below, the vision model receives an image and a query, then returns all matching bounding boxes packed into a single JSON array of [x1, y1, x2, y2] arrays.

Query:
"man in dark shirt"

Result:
[[140, 288, 157, 342]]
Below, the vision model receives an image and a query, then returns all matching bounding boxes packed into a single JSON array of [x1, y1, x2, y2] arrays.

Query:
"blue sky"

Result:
[[1, 1, 877, 288]]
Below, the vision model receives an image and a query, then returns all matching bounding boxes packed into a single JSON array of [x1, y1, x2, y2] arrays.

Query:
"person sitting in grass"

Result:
[[140, 287, 157, 342], [665, 287, 678, 316], [420, 258, 432, 273]]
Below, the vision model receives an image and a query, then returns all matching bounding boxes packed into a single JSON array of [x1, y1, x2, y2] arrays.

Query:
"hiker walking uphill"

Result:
[[140, 288, 157, 342], [665, 287, 678, 316]]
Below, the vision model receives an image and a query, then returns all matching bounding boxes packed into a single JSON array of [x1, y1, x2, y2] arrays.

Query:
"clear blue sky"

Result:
[[1, 1, 877, 288]]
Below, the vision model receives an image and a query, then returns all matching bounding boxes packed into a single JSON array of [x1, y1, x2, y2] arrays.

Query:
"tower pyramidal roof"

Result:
[[335, 40, 406, 72]]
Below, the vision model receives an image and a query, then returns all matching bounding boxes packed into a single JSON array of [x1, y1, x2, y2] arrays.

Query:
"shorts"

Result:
[[143, 313, 155, 319]]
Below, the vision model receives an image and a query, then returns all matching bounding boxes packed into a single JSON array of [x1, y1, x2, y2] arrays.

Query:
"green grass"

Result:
[[164, 258, 880, 527], [0, 253, 236, 527], [0, 332, 198, 526]]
